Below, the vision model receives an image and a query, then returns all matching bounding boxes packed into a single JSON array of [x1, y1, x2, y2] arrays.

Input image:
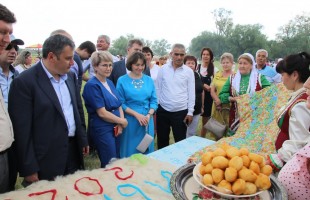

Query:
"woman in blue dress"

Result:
[[116, 52, 158, 158], [83, 51, 128, 167]]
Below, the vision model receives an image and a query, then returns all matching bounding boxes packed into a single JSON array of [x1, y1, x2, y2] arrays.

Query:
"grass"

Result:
[[83, 118, 215, 170]]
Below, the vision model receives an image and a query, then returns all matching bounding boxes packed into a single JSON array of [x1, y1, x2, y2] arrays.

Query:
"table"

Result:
[[148, 136, 215, 167]]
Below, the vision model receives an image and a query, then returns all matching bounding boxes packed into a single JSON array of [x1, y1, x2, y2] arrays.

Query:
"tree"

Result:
[[267, 40, 286, 60], [276, 13, 310, 54], [141, 39, 152, 48], [188, 31, 228, 59], [109, 34, 135, 56], [212, 8, 233, 37], [151, 39, 171, 56], [228, 24, 268, 57]]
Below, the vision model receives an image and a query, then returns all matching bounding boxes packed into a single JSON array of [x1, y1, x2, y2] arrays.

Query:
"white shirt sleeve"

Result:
[[156, 67, 163, 104], [278, 102, 310, 162]]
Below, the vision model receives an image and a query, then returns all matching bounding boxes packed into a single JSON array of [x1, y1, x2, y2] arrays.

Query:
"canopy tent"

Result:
[[26, 43, 43, 57]]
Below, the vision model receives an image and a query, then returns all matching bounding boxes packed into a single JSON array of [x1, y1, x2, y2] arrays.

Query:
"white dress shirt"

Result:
[[41, 62, 76, 136], [156, 61, 195, 115]]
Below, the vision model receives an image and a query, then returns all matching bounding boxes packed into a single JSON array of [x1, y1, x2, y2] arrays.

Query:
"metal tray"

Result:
[[170, 163, 288, 200]]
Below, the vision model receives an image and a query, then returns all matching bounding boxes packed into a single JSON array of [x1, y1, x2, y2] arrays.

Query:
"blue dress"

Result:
[[116, 74, 158, 157], [82, 77, 122, 167]]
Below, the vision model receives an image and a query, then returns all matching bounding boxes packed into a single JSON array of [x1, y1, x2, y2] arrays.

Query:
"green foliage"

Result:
[[108, 9, 310, 62], [188, 31, 227, 59], [275, 13, 310, 55], [212, 8, 233, 37], [109, 34, 135, 56], [189, 9, 310, 61], [188, 23, 268, 61], [151, 39, 171, 56], [228, 24, 268, 57]]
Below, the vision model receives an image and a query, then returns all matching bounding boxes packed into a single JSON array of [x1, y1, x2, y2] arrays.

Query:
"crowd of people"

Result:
[[0, 3, 309, 199]]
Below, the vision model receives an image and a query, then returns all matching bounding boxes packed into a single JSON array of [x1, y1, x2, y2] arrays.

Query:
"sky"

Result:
[[2, 0, 309, 49]]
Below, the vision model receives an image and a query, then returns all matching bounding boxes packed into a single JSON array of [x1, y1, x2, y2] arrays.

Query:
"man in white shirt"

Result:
[[82, 35, 119, 81], [156, 44, 195, 149]]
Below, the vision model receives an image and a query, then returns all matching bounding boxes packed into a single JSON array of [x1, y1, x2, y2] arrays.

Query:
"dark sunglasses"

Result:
[[5, 43, 19, 51]]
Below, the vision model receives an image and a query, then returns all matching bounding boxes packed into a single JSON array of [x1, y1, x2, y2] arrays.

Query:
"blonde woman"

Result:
[[210, 53, 234, 139], [13, 50, 32, 73], [83, 51, 128, 167]]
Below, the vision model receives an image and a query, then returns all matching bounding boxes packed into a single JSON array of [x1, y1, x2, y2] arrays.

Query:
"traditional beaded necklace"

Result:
[[239, 81, 250, 95], [132, 79, 144, 89]]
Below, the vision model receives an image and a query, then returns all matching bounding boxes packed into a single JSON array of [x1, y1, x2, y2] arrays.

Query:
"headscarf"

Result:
[[232, 53, 259, 95]]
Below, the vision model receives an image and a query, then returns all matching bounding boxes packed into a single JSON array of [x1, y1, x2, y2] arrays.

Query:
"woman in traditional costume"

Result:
[[219, 53, 270, 135], [267, 52, 310, 171]]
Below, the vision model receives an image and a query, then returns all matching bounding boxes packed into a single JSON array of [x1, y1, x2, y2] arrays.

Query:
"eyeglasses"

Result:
[[99, 63, 113, 68], [5, 43, 19, 51], [173, 53, 185, 57]]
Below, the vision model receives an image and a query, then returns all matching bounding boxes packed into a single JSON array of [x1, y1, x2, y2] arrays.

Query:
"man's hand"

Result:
[[184, 115, 193, 125], [24, 173, 39, 185], [83, 146, 90, 155]]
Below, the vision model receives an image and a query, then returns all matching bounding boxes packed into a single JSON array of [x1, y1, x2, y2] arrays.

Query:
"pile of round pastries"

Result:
[[199, 144, 272, 195]]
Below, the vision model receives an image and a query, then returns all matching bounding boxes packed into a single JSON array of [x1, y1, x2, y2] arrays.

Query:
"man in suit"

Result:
[[0, 3, 16, 193], [50, 29, 95, 91], [71, 41, 96, 90], [8, 34, 89, 185], [109, 38, 150, 86]]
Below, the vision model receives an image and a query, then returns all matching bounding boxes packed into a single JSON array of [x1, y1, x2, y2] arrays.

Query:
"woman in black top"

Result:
[[197, 48, 214, 138]]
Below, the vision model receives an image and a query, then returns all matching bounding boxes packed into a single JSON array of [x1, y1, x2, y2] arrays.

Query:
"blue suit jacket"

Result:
[[108, 59, 151, 86]]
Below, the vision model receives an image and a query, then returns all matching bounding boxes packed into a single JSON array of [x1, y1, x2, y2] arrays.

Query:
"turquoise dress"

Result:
[[116, 74, 158, 158]]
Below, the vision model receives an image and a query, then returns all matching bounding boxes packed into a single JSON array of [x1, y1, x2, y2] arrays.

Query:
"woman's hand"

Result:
[[119, 118, 128, 128], [229, 96, 240, 102], [203, 84, 211, 92], [135, 113, 149, 126], [214, 99, 221, 106], [115, 125, 123, 136], [216, 104, 222, 111]]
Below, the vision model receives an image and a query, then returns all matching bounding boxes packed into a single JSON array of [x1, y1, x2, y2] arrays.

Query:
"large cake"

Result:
[[0, 154, 177, 200]]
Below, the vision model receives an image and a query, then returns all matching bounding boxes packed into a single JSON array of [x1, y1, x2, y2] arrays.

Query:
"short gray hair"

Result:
[[98, 35, 111, 44], [256, 49, 268, 58], [50, 29, 73, 41], [171, 43, 185, 52], [91, 51, 113, 67]]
